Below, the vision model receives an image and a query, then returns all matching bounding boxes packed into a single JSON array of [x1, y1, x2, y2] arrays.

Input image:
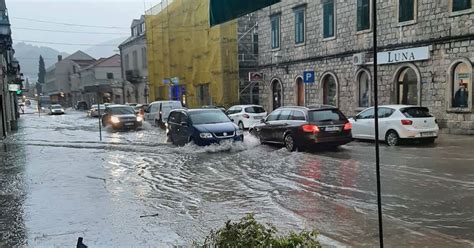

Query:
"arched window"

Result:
[[295, 77, 304, 106], [272, 79, 283, 110], [451, 62, 472, 108], [322, 74, 337, 106], [397, 67, 418, 105], [358, 70, 370, 107]]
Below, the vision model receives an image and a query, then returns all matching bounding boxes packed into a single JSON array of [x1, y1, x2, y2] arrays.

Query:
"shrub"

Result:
[[197, 213, 321, 248]]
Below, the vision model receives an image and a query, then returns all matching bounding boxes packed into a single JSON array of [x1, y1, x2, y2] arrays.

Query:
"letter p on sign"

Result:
[[303, 71, 315, 84]]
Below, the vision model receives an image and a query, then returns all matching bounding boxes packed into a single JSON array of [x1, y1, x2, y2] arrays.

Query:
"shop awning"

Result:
[[209, 0, 280, 26]]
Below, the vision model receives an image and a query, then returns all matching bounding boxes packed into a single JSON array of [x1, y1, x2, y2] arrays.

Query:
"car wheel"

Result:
[[284, 134, 296, 152], [386, 130, 400, 146], [238, 121, 245, 130]]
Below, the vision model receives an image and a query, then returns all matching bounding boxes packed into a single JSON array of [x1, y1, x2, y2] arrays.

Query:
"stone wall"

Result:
[[257, 0, 474, 134]]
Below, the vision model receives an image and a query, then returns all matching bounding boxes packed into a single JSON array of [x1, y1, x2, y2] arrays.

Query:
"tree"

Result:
[[38, 55, 46, 84]]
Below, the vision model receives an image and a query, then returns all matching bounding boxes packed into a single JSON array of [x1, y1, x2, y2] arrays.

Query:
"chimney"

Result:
[[58, 55, 62, 62]]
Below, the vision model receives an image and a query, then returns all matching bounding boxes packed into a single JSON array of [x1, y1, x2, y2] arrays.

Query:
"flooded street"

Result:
[[1, 108, 473, 247]]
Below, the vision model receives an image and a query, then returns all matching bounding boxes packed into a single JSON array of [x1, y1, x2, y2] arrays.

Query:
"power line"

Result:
[[12, 27, 129, 35], [11, 16, 129, 29], [15, 39, 120, 47]]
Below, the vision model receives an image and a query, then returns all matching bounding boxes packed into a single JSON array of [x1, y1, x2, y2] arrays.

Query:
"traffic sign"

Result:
[[303, 71, 315, 84]]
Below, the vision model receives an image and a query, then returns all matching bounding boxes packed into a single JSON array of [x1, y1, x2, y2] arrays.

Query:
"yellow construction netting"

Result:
[[145, 0, 239, 108]]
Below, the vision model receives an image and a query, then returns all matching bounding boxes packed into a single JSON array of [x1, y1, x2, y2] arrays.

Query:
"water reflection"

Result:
[[0, 143, 27, 247]]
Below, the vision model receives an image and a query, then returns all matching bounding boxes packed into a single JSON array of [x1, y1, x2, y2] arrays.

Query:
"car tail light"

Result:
[[301, 124, 320, 133], [242, 114, 250, 119], [343, 122, 352, 130], [401, 119, 413, 125]]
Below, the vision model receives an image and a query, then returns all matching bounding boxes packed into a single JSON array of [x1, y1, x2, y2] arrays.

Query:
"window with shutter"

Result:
[[323, 0, 335, 38], [399, 0, 415, 23], [271, 15, 281, 49], [452, 0, 472, 11], [357, 0, 370, 31], [294, 8, 305, 44]]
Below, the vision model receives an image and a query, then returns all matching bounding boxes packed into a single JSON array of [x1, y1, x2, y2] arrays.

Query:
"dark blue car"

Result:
[[167, 109, 244, 146]]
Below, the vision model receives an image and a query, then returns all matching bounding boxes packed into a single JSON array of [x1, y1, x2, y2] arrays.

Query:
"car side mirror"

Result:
[[180, 121, 188, 127]]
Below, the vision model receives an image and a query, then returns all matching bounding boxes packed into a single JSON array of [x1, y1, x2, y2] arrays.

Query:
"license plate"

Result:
[[325, 126, 340, 132], [420, 132, 435, 137], [125, 123, 134, 126]]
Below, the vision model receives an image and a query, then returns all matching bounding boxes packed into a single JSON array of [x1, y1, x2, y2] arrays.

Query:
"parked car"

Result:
[[48, 104, 65, 115], [226, 105, 267, 130], [250, 106, 352, 152], [75, 101, 88, 111], [144, 101, 183, 126], [349, 105, 439, 146], [101, 105, 143, 130], [88, 104, 106, 117], [167, 109, 244, 146]]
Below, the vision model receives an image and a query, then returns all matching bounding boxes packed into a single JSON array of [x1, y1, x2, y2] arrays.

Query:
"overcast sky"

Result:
[[7, 0, 157, 53]]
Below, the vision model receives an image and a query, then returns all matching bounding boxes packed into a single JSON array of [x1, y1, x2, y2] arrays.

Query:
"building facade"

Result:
[[257, 0, 474, 134], [119, 15, 149, 104], [145, 0, 240, 108], [0, 0, 20, 138], [44, 51, 95, 107], [73, 54, 128, 107]]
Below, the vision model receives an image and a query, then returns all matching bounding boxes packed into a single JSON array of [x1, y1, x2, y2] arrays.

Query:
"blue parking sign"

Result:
[[303, 71, 315, 84]]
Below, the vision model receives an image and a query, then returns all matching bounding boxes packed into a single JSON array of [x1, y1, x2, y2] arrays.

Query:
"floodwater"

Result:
[[1, 107, 473, 247]]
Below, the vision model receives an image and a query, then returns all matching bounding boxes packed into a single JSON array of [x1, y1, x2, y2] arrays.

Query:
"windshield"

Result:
[[51, 105, 62, 109], [109, 107, 135, 115], [401, 107, 432, 118], [189, 110, 231, 125], [308, 109, 346, 122], [245, 106, 265, 113]]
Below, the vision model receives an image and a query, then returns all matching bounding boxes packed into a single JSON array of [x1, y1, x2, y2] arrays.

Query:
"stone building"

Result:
[[73, 54, 128, 107], [119, 15, 149, 104], [44, 51, 96, 107], [0, 0, 20, 138], [257, 0, 474, 134]]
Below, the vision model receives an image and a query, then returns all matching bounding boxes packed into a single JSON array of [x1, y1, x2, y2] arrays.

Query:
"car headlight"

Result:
[[136, 116, 144, 122], [200, 133, 213, 139], [110, 116, 121, 124], [236, 129, 244, 136], [60, 109, 65, 112]]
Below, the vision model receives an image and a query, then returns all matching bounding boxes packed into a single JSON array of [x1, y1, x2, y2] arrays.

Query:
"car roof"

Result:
[[277, 105, 338, 111], [107, 104, 132, 108], [150, 100, 181, 105], [230, 105, 263, 108], [362, 105, 420, 110]]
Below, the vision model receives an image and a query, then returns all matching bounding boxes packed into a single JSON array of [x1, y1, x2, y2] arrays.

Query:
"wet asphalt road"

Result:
[[1, 108, 473, 247]]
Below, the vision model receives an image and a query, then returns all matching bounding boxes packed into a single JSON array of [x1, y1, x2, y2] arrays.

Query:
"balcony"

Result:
[[125, 70, 141, 83]]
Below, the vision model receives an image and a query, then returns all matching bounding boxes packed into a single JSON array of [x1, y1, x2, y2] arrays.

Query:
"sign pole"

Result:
[[97, 92, 102, 142], [372, 1, 384, 247]]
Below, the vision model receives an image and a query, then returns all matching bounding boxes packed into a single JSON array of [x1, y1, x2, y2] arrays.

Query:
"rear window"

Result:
[[245, 106, 265, 113], [401, 107, 432, 118], [308, 109, 346, 122]]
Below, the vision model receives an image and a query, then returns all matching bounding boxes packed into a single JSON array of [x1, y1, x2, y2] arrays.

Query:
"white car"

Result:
[[48, 104, 65, 115], [349, 105, 439, 146], [144, 100, 183, 126], [226, 105, 267, 130]]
